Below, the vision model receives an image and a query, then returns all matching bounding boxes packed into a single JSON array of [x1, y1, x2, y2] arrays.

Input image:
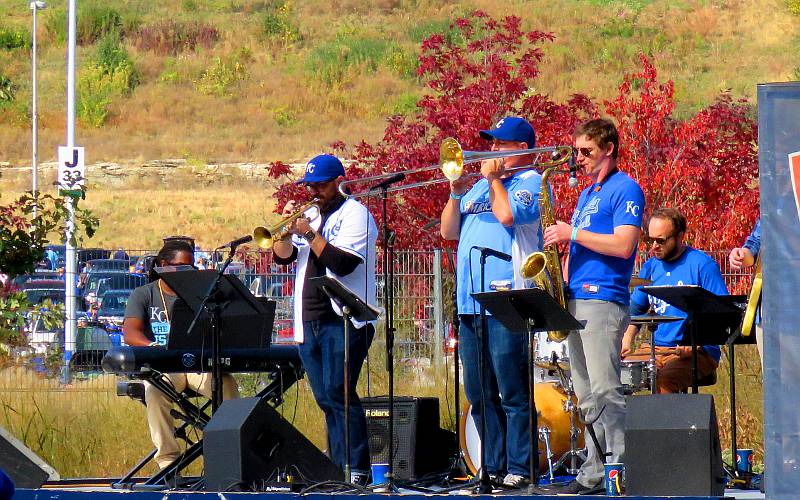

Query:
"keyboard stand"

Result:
[[112, 360, 303, 491]]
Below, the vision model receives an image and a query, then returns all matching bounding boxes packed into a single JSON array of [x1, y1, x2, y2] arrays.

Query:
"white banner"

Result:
[[57, 145, 85, 192]]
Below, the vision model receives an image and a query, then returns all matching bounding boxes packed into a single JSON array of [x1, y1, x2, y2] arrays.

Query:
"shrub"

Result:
[[306, 35, 398, 86], [131, 20, 220, 56], [194, 56, 248, 96], [77, 63, 134, 127], [94, 32, 139, 92], [260, 2, 301, 47], [44, 3, 123, 45], [0, 26, 31, 50], [407, 19, 462, 45], [0, 75, 16, 104], [791, 0, 800, 15]]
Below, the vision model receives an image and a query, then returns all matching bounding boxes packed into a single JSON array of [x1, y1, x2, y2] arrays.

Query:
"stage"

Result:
[[12, 484, 764, 500]]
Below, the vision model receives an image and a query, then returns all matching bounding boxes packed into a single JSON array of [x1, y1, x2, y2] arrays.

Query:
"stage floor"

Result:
[[14, 485, 764, 499]]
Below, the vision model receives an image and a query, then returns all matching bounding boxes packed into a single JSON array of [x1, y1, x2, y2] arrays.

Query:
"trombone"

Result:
[[339, 137, 574, 198]]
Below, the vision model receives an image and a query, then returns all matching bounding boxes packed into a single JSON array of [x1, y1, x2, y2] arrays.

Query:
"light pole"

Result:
[[30, 0, 46, 218]]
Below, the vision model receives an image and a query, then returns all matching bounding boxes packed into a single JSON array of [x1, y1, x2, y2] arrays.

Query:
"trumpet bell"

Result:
[[440, 137, 465, 181], [253, 226, 273, 249]]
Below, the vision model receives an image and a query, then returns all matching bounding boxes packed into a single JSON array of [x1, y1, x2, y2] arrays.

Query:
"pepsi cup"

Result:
[[605, 462, 624, 496], [736, 449, 753, 474]]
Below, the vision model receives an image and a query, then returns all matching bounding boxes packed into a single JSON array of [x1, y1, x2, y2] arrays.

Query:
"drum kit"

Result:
[[458, 278, 685, 481]]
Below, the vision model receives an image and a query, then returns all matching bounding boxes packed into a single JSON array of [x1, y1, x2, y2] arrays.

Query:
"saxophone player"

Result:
[[440, 116, 543, 489], [543, 118, 645, 495]]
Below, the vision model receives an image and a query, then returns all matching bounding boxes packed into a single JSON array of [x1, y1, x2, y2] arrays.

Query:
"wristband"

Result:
[[149, 341, 160, 347], [570, 226, 579, 242], [450, 192, 464, 201]]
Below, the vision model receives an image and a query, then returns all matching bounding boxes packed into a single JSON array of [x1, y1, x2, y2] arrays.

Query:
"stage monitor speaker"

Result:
[[363, 396, 455, 481], [625, 394, 725, 496], [203, 397, 341, 491], [0, 426, 59, 488]]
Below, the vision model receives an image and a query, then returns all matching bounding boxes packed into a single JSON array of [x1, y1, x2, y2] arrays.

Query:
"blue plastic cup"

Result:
[[604, 462, 624, 496], [736, 449, 753, 473], [370, 463, 389, 485]]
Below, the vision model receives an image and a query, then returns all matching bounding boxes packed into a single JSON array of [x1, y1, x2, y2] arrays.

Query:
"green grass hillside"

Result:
[[0, 0, 798, 168]]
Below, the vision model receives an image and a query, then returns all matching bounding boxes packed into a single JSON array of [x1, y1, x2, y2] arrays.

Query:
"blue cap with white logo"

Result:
[[479, 116, 536, 148], [296, 154, 346, 184]]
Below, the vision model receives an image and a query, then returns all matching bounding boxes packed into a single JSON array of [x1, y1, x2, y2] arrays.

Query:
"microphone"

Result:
[[473, 246, 512, 262], [568, 152, 579, 188], [369, 172, 405, 192], [221, 235, 253, 248]]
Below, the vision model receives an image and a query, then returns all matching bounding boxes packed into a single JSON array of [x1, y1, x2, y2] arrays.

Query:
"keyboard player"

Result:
[[122, 239, 239, 472]]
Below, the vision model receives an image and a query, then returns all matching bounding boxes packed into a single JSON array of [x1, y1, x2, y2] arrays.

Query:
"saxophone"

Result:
[[520, 165, 574, 342]]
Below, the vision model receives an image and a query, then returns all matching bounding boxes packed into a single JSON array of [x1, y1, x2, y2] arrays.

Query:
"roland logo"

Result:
[[365, 408, 389, 418]]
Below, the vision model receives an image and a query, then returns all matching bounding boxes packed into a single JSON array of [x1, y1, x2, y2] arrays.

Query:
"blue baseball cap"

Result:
[[296, 154, 345, 184], [479, 116, 536, 148]]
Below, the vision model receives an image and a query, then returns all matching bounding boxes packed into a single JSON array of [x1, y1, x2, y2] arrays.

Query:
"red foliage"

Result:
[[271, 12, 758, 251]]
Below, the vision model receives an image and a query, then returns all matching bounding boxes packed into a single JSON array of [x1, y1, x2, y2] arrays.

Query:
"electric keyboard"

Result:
[[101, 344, 300, 375]]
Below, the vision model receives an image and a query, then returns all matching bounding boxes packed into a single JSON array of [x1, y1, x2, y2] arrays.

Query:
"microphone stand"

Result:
[[378, 184, 398, 491], [184, 243, 239, 411], [474, 249, 493, 494]]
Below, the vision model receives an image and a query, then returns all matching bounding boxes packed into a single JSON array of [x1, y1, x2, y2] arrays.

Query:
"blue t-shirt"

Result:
[[568, 170, 645, 305], [743, 218, 761, 258], [456, 170, 543, 314], [630, 247, 728, 362]]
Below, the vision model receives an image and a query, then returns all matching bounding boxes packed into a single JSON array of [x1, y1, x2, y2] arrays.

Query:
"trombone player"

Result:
[[440, 116, 544, 488], [272, 154, 378, 485]]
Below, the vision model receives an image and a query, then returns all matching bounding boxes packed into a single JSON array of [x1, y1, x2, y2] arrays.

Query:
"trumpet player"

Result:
[[440, 116, 543, 489], [272, 154, 378, 485]]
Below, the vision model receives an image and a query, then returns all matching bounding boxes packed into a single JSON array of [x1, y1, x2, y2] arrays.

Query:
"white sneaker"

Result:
[[503, 473, 530, 488]]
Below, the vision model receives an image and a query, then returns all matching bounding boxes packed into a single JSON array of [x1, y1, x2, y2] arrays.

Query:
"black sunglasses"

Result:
[[164, 261, 197, 269], [646, 235, 674, 246], [575, 147, 594, 157]]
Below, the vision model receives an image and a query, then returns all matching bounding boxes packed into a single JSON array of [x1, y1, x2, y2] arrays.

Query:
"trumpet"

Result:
[[338, 137, 574, 198], [253, 198, 320, 249]]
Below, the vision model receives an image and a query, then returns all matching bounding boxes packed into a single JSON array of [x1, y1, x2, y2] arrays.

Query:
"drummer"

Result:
[[621, 208, 728, 393]]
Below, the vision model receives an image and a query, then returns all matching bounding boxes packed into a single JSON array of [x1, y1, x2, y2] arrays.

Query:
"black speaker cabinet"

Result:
[[625, 394, 725, 496], [0, 426, 59, 488], [204, 397, 341, 491], [362, 396, 455, 480]]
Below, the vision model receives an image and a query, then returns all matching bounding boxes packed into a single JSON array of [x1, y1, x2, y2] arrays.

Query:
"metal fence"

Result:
[[1, 247, 751, 394]]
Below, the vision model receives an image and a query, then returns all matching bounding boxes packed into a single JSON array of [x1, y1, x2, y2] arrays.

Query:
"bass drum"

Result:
[[460, 382, 583, 474]]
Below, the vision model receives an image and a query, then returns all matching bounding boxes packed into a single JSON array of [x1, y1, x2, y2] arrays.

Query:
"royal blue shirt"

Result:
[[456, 170, 543, 314], [568, 170, 645, 305], [630, 247, 728, 362]]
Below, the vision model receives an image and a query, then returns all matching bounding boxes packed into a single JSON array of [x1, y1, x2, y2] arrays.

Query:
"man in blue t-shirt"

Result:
[[621, 208, 727, 393], [543, 118, 644, 495], [441, 116, 543, 489]]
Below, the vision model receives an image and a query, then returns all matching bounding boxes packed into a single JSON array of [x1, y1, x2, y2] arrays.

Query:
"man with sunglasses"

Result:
[[273, 154, 378, 486], [123, 239, 240, 473], [543, 118, 644, 495], [441, 116, 543, 489], [621, 207, 727, 392]]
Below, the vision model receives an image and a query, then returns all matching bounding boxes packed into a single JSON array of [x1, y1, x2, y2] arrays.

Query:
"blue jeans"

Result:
[[300, 318, 374, 473], [459, 314, 530, 476]]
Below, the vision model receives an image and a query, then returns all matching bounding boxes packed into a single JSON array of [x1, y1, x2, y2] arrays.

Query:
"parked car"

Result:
[[85, 259, 131, 272], [96, 289, 130, 325], [11, 271, 61, 287], [77, 248, 111, 263], [131, 254, 156, 275], [81, 272, 145, 310], [21, 280, 65, 305]]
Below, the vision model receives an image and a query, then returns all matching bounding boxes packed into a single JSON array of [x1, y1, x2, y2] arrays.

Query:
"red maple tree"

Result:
[[270, 11, 759, 254]]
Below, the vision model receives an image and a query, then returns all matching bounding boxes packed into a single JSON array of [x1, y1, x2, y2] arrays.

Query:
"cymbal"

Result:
[[629, 277, 653, 288], [630, 314, 683, 325]]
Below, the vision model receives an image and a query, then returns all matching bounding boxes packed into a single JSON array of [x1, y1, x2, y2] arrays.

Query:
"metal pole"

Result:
[[62, 0, 77, 383], [30, 1, 45, 217]]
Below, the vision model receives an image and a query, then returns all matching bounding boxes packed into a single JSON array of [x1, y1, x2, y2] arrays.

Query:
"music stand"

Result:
[[641, 286, 744, 393], [159, 269, 274, 410], [471, 288, 583, 490], [310, 276, 380, 484]]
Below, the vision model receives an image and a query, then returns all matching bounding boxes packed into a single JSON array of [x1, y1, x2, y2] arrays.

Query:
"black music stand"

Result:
[[310, 276, 380, 484], [159, 269, 274, 411], [471, 288, 583, 490], [641, 286, 744, 393]]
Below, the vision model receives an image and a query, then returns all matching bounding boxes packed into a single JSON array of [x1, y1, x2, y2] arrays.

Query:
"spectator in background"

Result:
[[113, 247, 130, 261]]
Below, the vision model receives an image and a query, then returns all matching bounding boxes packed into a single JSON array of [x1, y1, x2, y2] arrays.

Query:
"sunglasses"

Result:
[[646, 235, 674, 246], [575, 147, 594, 158], [164, 261, 197, 269]]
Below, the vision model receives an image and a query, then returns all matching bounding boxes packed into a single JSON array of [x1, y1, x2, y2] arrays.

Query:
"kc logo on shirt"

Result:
[[625, 201, 640, 217]]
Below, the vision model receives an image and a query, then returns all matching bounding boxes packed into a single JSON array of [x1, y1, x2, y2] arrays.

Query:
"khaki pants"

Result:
[[145, 372, 239, 469], [656, 351, 718, 393]]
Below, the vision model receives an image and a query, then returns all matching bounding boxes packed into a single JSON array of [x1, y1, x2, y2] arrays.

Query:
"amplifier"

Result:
[[362, 396, 455, 481]]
